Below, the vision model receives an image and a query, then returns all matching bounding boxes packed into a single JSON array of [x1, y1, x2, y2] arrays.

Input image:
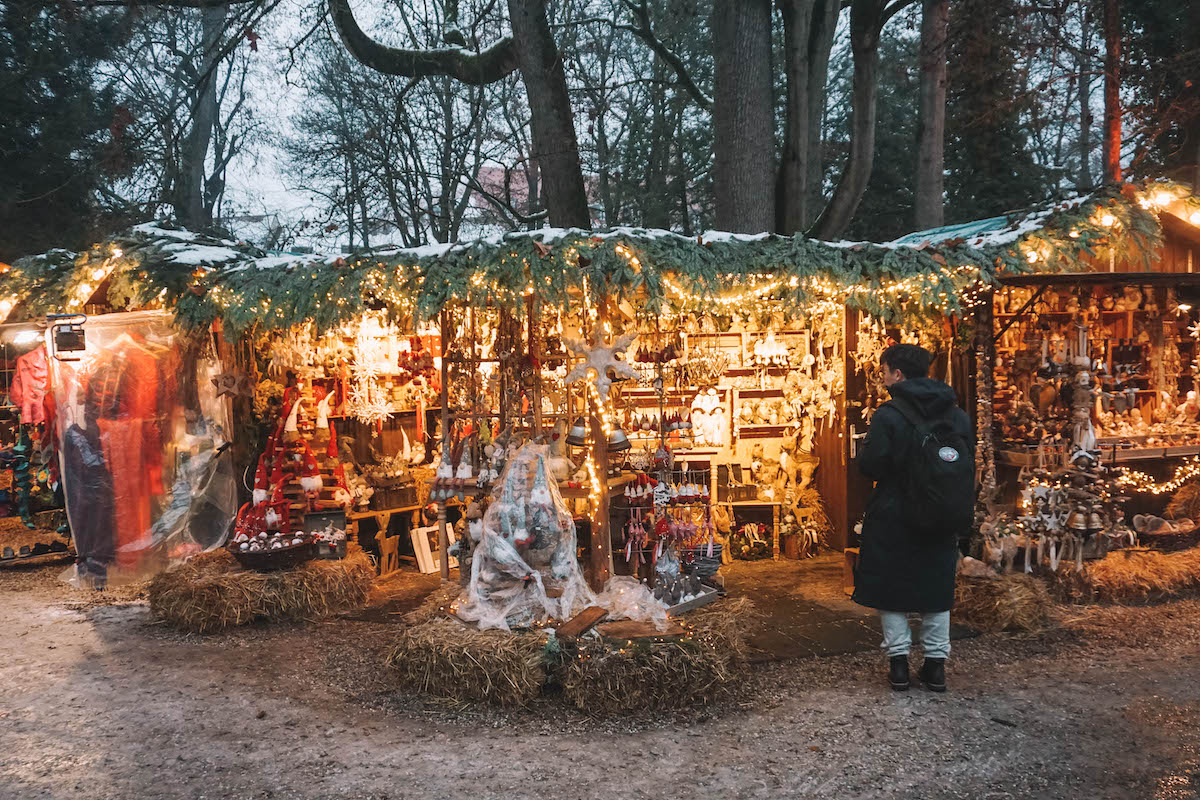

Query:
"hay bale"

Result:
[[953, 573, 1054, 633], [384, 591, 760, 712], [148, 549, 374, 633], [1056, 546, 1200, 604], [557, 596, 760, 714], [1165, 482, 1200, 521], [386, 617, 546, 707]]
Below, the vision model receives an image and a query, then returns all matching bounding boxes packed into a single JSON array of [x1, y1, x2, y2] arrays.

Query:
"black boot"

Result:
[[919, 658, 946, 692], [888, 656, 910, 691]]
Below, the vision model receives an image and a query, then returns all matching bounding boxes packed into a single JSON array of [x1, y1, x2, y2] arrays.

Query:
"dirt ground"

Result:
[[1, 562, 1199, 800]]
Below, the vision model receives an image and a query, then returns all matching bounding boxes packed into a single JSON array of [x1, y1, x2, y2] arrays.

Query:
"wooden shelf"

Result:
[[559, 475, 635, 499], [734, 388, 785, 398]]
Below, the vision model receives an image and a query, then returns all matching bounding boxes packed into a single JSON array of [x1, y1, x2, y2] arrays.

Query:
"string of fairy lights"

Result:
[[1115, 457, 1200, 495]]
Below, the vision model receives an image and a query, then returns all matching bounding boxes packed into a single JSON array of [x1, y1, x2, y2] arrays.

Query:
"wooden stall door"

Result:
[[812, 309, 873, 551]]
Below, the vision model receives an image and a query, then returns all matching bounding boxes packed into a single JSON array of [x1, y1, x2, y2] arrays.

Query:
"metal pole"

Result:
[[438, 308, 451, 581]]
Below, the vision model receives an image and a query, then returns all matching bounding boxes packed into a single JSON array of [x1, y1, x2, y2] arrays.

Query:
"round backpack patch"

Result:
[[938, 446, 960, 463]]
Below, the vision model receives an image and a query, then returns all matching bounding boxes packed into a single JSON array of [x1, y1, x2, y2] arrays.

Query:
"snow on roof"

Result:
[[159, 242, 244, 266], [889, 194, 1092, 248]]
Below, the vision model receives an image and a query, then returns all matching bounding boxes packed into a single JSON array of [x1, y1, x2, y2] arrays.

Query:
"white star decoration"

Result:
[[563, 329, 639, 398]]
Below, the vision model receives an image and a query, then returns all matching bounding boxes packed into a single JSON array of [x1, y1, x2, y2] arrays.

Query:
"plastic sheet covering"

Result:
[[454, 444, 595, 631], [51, 311, 236, 588], [593, 575, 670, 631]]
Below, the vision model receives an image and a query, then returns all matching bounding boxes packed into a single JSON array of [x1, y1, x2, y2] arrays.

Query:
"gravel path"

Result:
[[1, 564, 1197, 799]]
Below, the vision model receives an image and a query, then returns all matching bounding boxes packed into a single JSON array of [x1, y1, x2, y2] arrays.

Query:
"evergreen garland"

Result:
[[3, 182, 1184, 335]]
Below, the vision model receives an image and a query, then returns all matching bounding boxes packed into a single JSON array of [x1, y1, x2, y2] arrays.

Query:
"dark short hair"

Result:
[[880, 343, 931, 379]]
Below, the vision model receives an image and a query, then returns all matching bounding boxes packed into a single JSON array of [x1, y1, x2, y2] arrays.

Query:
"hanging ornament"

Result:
[[212, 369, 253, 398], [563, 328, 639, 398]]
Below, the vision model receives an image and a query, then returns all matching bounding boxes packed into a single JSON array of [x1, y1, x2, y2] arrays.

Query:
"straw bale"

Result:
[[952, 573, 1054, 633], [1055, 546, 1200, 604], [148, 549, 374, 633], [386, 617, 547, 707], [557, 596, 760, 714], [1165, 482, 1200, 521], [384, 590, 760, 712]]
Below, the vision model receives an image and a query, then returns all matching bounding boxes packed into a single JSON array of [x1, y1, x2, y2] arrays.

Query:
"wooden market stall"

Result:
[[4, 182, 1194, 597]]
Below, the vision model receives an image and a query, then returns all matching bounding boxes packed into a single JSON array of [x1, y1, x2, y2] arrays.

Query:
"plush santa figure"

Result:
[[252, 431, 279, 505], [299, 447, 323, 493]]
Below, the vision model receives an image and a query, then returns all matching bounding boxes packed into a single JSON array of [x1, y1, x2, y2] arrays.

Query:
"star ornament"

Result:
[[563, 329, 639, 398], [212, 370, 252, 398]]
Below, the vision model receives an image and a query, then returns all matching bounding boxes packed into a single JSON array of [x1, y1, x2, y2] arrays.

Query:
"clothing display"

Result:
[[86, 335, 167, 567], [9, 347, 48, 426], [62, 423, 115, 582], [50, 311, 236, 587]]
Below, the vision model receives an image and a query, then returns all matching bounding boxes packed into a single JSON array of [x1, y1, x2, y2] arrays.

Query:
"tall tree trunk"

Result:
[[643, 62, 671, 229], [776, 0, 840, 234], [596, 113, 616, 226], [506, 0, 591, 228], [1101, 0, 1121, 182], [776, 0, 815, 234], [804, 0, 840, 222], [676, 116, 693, 236], [1077, 13, 1093, 190], [914, 0, 947, 230], [180, 3, 226, 230], [811, 0, 888, 240], [712, 0, 775, 233], [1182, 0, 1200, 189]]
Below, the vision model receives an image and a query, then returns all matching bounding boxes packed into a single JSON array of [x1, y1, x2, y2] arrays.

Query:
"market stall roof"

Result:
[[2, 181, 1193, 334]]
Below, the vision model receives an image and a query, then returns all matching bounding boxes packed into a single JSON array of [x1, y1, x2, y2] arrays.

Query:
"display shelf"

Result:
[[734, 388, 785, 399], [559, 475, 635, 499], [998, 445, 1200, 467], [725, 366, 794, 376], [994, 309, 1150, 318]]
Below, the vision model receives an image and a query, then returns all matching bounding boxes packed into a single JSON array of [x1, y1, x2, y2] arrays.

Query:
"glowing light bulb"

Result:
[[1152, 191, 1173, 207], [1100, 213, 1116, 227], [1026, 249, 1039, 263], [111, 248, 123, 258], [1190, 211, 1200, 226], [0, 299, 12, 316], [91, 268, 105, 281]]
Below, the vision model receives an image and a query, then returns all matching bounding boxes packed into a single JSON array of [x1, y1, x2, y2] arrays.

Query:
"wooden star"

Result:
[[563, 328, 639, 398], [212, 371, 240, 398]]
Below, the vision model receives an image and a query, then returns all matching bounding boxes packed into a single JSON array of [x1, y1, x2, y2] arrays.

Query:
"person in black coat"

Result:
[[853, 344, 974, 692]]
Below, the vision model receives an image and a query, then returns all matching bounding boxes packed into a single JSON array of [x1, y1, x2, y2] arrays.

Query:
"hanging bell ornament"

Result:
[[607, 426, 631, 452], [1087, 506, 1104, 533], [566, 416, 588, 446], [1067, 505, 1089, 532]]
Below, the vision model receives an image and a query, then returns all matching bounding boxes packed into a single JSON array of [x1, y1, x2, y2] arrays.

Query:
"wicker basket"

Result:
[[681, 544, 723, 578], [1138, 528, 1200, 552], [371, 484, 417, 509], [227, 541, 316, 571], [729, 484, 758, 502]]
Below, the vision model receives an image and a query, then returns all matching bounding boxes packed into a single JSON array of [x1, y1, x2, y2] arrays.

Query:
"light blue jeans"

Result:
[[878, 610, 951, 660]]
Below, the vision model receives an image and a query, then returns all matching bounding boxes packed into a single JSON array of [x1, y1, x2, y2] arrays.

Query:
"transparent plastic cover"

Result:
[[51, 311, 236, 587], [453, 443, 595, 631]]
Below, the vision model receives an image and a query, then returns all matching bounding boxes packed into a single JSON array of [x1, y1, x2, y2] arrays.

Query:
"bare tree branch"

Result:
[[326, 0, 519, 85], [617, 0, 711, 110]]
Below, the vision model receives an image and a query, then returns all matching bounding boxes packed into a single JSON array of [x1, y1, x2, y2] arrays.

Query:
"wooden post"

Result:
[[975, 290, 997, 501], [588, 292, 613, 590], [772, 502, 781, 560], [527, 294, 543, 436], [438, 308, 451, 581]]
